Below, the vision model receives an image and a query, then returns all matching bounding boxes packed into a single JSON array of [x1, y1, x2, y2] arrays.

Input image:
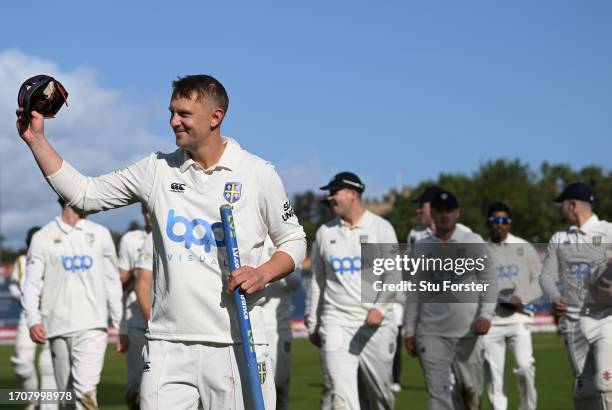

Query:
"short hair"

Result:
[[575, 200, 593, 212], [26, 226, 41, 247], [172, 74, 229, 114], [487, 202, 511, 218], [57, 196, 67, 208]]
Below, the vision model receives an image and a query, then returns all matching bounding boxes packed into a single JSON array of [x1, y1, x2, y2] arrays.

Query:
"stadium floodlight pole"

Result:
[[220, 204, 265, 410]]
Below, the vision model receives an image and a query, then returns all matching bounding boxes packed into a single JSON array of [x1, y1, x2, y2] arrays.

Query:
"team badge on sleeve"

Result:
[[593, 236, 602, 246], [223, 182, 242, 204]]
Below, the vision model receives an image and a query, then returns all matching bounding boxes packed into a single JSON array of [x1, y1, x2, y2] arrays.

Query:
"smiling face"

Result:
[[327, 188, 359, 218], [169, 92, 222, 152]]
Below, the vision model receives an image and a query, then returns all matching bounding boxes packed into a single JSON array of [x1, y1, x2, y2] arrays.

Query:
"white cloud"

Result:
[[0, 49, 167, 249]]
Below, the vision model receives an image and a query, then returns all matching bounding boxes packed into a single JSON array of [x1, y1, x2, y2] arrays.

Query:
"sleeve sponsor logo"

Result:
[[281, 201, 295, 222]]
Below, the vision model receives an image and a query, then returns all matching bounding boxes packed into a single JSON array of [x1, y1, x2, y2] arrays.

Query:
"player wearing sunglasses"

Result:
[[483, 202, 542, 410]]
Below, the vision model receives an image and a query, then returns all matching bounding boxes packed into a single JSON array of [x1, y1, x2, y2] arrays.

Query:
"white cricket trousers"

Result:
[[140, 340, 276, 409], [266, 327, 292, 410], [561, 313, 612, 410], [483, 323, 536, 410], [49, 328, 107, 410], [416, 335, 484, 410], [320, 324, 397, 410], [11, 314, 57, 410]]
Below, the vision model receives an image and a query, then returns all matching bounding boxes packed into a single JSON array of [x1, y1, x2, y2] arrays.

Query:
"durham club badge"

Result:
[[223, 182, 242, 204]]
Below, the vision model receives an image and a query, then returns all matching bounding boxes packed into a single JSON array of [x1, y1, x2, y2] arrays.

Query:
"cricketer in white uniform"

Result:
[[9, 227, 58, 410], [403, 191, 496, 410], [307, 172, 399, 410], [407, 186, 473, 249], [22, 199, 126, 409], [260, 236, 301, 410], [16, 74, 306, 410], [539, 182, 612, 410], [117, 204, 152, 410], [483, 202, 542, 410]]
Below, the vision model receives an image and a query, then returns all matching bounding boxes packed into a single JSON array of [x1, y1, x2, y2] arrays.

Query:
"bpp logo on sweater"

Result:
[[61, 255, 94, 272], [166, 209, 224, 251], [330, 256, 362, 275]]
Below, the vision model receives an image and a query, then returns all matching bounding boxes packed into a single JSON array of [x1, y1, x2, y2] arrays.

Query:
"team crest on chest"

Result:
[[223, 182, 242, 204], [85, 233, 95, 245], [359, 235, 368, 244], [593, 236, 602, 246]]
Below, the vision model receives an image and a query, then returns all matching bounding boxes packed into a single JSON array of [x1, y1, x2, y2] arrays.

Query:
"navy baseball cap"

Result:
[[320, 172, 365, 193], [554, 182, 595, 203], [411, 186, 443, 204], [431, 190, 459, 210]]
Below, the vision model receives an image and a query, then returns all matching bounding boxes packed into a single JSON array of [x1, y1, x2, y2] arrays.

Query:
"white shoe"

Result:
[[390, 383, 401, 392]]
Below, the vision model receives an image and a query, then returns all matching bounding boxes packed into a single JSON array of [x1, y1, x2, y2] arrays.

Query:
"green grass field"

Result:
[[0, 333, 573, 409]]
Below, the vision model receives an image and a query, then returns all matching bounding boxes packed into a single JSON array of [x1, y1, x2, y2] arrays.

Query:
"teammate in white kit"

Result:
[[16, 74, 306, 410], [403, 190, 496, 410], [307, 172, 399, 410], [21, 198, 126, 409], [407, 186, 473, 248], [117, 203, 152, 410], [260, 236, 302, 410], [539, 182, 612, 409], [483, 202, 542, 410], [9, 227, 58, 410]]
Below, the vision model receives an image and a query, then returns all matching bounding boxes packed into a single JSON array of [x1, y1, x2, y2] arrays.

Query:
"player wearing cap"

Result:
[[8, 226, 57, 410], [407, 186, 473, 249], [21, 198, 126, 409], [307, 172, 399, 409], [404, 190, 496, 410], [259, 236, 301, 410], [483, 202, 542, 410], [117, 204, 152, 410], [540, 182, 612, 409], [17, 74, 306, 409]]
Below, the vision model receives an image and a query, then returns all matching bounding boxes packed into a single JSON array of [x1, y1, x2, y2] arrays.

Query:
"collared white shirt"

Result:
[[117, 229, 149, 329], [403, 226, 496, 338], [22, 216, 124, 338], [48, 137, 306, 344], [540, 214, 612, 313], [307, 210, 398, 331], [488, 233, 542, 325]]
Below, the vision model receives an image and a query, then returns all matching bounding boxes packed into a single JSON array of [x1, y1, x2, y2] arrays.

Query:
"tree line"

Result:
[[293, 159, 612, 247], [2, 159, 611, 264]]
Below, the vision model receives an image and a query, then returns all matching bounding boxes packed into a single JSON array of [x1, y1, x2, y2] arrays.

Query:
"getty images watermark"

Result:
[[360, 243, 498, 303]]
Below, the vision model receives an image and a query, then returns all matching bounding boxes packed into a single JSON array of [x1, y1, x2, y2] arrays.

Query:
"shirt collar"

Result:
[[179, 137, 242, 173], [54, 216, 83, 234], [340, 210, 375, 229], [569, 214, 599, 234]]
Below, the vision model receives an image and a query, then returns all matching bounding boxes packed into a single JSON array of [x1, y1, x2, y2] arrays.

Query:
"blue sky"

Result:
[[1, 1, 611, 247]]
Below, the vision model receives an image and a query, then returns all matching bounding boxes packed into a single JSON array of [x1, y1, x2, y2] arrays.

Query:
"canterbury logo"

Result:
[[170, 183, 186, 192]]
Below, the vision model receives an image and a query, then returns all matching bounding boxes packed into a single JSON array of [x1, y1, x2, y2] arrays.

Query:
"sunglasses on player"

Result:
[[488, 216, 512, 225]]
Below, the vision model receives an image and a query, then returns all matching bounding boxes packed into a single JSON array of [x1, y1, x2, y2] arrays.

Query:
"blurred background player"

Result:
[[540, 182, 612, 409], [484, 202, 542, 410], [407, 186, 472, 248], [8, 226, 57, 410], [403, 190, 495, 410], [307, 172, 399, 409], [260, 236, 302, 410], [22, 198, 126, 409], [117, 203, 152, 410]]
